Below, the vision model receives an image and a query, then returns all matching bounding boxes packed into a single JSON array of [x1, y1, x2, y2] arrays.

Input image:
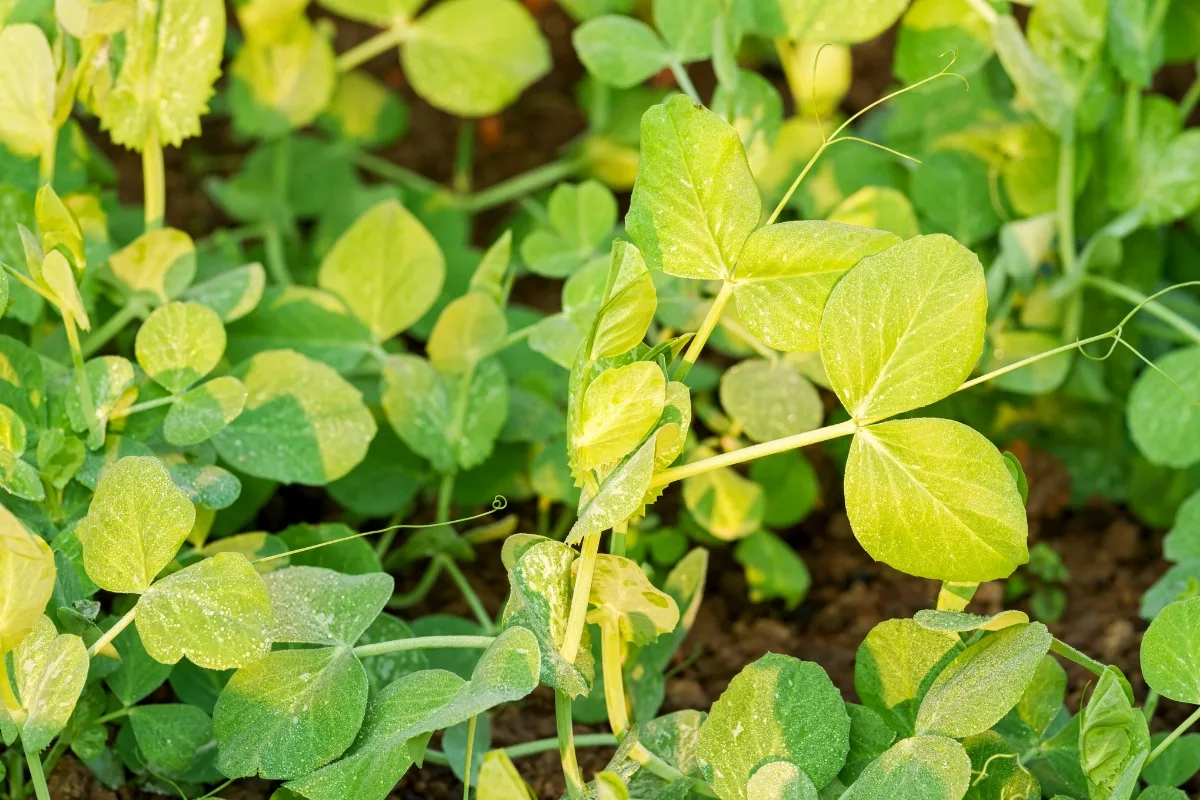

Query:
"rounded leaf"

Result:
[[1141, 596, 1200, 704], [844, 735, 971, 800], [574, 361, 667, 473], [0, 25, 56, 158], [427, 292, 508, 374], [720, 358, 822, 443], [573, 16, 669, 88], [13, 616, 89, 751], [108, 228, 197, 303], [854, 618, 962, 737], [163, 375, 247, 446], [1128, 345, 1200, 469], [135, 301, 226, 393], [845, 419, 1028, 582]]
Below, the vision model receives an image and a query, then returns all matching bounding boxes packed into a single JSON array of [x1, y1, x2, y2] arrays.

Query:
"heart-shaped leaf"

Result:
[[13, 615, 88, 751], [135, 302, 226, 393]]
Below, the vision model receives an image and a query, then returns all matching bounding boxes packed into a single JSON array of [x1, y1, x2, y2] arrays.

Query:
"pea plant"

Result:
[[3, 0, 1200, 798]]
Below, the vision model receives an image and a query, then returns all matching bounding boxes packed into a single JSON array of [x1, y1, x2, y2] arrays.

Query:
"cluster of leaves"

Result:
[[2, 0, 1200, 798]]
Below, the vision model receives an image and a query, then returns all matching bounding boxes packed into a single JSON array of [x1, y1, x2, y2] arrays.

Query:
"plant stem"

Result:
[[454, 120, 475, 195], [355, 151, 450, 197], [1143, 688, 1160, 723], [39, 141, 55, 187], [143, 128, 165, 231], [460, 158, 583, 213], [1056, 120, 1077, 276], [438, 555, 495, 634], [956, 330, 1116, 393], [88, 604, 138, 658], [555, 690, 586, 799], [386, 558, 443, 606], [1123, 83, 1141, 144], [426, 732, 618, 765], [108, 394, 177, 420], [651, 419, 857, 489], [39, 740, 66, 778], [768, 141, 829, 226], [674, 281, 733, 382], [336, 24, 408, 72], [599, 620, 629, 734], [1082, 275, 1200, 344], [63, 315, 100, 446], [81, 300, 147, 358], [1048, 637, 1107, 678], [462, 714, 477, 799], [1182, 59, 1200, 120], [1145, 705, 1200, 768], [963, 0, 998, 24], [23, 745, 49, 800], [263, 225, 290, 286], [610, 520, 627, 558], [93, 708, 131, 725], [561, 531, 602, 664], [0, 263, 57, 305], [669, 61, 701, 103], [353, 634, 496, 658]]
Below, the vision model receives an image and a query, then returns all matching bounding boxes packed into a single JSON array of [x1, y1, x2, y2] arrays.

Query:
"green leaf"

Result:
[[77, 456, 196, 594], [842, 735, 972, 800], [169, 463, 243, 511], [36, 185, 86, 274], [264, 566, 392, 647], [520, 181, 617, 278], [913, 609, 1030, 633], [826, 187, 920, 241], [317, 199, 444, 342], [319, 70, 407, 148], [840, 704, 895, 785], [104, 621, 172, 706], [214, 349, 377, 485], [355, 613, 429, 697], [163, 376, 247, 446], [720, 358, 822, 443], [402, 0, 551, 117], [279, 522, 382, 575], [586, 553, 679, 645], [682, 444, 765, 541], [1128, 345, 1200, 469], [845, 418, 1029, 582], [854, 618, 962, 737], [13, 615, 88, 751], [1139, 788, 1190, 800], [573, 16, 669, 89], [0, 268, 7, 319], [746, 761, 817, 800], [0, 24, 56, 159], [1165, 491, 1200, 562], [983, 329, 1072, 396], [66, 356, 135, 446], [894, 0, 995, 85], [428, 292, 508, 374], [963, 731, 1040, 800], [991, 16, 1071, 136], [136, 552, 273, 669], [0, 507, 55, 653], [626, 95, 761, 281], [1143, 732, 1200, 787], [129, 704, 212, 772], [567, 429, 661, 545], [501, 539, 595, 697], [225, 286, 375, 374], [915, 623, 1052, 738], [107, 228, 197, 304], [135, 302, 226, 393], [697, 653, 849, 798], [99, 0, 225, 149], [735, 529, 810, 610], [574, 361, 666, 473], [184, 263, 267, 322], [731, 221, 901, 353], [213, 645, 369, 780], [584, 240, 658, 363], [773, 0, 908, 43], [751, 451, 818, 528], [287, 627, 541, 799], [911, 151, 1002, 247], [282, 669, 464, 800], [654, 0, 720, 61], [820, 234, 987, 421], [313, 0, 423, 26], [1141, 596, 1200, 703], [1079, 667, 1150, 800], [0, 450, 42, 502], [381, 354, 455, 473], [230, 17, 336, 135]]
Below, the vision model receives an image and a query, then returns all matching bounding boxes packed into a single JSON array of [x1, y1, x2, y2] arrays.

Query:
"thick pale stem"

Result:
[[560, 531, 602, 664], [556, 690, 586, 799], [599, 620, 629, 735], [88, 604, 138, 658], [386, 559, 443, 607], [143, 129, 165, 231], [675, 281, 734, 381], [336, 25, 409, 72], [460, 158, 582, 213], [462, 715, 477, 800], [437, 471, 455, 524], [610, 520, 627, 558], [651, 419, 858, 489], [263, 225, 290, 286], [24, 744, 50, 800], [108, 395, 177, 420], [353, 634, 495, 658], [1145, 705, 1200, 768]]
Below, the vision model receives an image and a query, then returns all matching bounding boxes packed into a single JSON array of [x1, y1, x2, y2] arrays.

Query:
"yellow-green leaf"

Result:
[[137, 552, 273, 669], [13, 616, 88, 750], [36, 185, 86, 273], [719, 358, 822, 443], [317, 199, 444, 342], [77, 455, 196, 594], [820, 234, 987, 422], [427, 292, 508, 374], [108, 228, 197, 304], [135, 301, 226, 393], [163, 375, 247, 446], [845, 418, 1028, 582], [827, 186, 920, 240], [477, 750, 534, 799], [0, 25, 56, 159], [232, 16, 336, 130], [574, 361, 666, 473], [585, 554, 679, 646], [42, 251, 91, 330], [682, 445, 764, 541], [0, 506, 55, 653]]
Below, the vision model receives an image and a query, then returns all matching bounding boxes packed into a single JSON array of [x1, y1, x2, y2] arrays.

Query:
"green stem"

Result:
[[1144, 705, 1200, 768], [64, 316, 100, 446], [92, 708, 131, 726], [963, 0, 998, 23], [1048, 637, 1107, 678], [674, 281, 733, 382], [0, 262, 56, 305], [426, 732, 618, 765], [502, 322, 538, 349], [438, 555, 496, 634], [768, 141, 829, 226], [669, 61, 701, 103], [462, 715, 477, 799], [81, 300, 147, 358], [650, 419, 857, 489], [108, 394, 177, 420], [355, 151, 450, 197], [143, 128, 165, 231], [336, 24, 409, 72], [1082, 275, 1200, 344], [196, 223, 269, 252], [386, 558, 443, 606], [8, 749, 24, 800], [556, 690, 586, 799], [88, 604, 138, 658], [1057, 120, 1077, 276], [22, 745, 49, 800], [1143, 688, 1160, 723], [1182, 60, 1200, 120], [353, 634, 495, 659], [263, 225, 290, 286], [459, 158, 583, 213], [454, 120, 475, 195], [39, 138, 55, 188], [956, 330, 1115, 393], [610, 520, 627, 559]]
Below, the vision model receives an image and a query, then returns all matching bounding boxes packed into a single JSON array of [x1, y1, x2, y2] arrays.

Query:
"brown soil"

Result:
[[47, 3, 1200, 798]]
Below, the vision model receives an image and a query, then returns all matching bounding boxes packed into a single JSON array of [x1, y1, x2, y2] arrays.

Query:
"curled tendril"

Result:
[[251, 496, 509, 565], [1078, 325, 1124, 361]]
